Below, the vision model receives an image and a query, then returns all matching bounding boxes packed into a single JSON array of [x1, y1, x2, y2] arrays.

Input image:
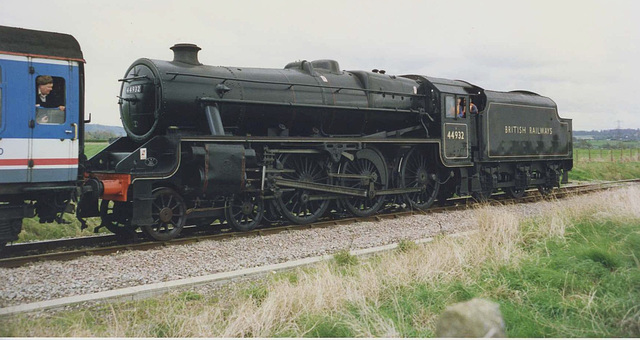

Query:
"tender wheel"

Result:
[[276, 154, 331, 224], [507, 187, 525, 199], [538, 185, 553, 196], [472, 173, 494, 202], [143, 187, 186, 241], [100, 200, 137, 237], [225, 192, 264, 232], [399, 147, 440, 210], [339, 147, 388, 217]]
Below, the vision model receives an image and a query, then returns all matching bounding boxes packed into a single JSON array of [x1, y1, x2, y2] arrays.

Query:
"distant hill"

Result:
[[85, 124, 125, 140], [574, 128, 640, 141]]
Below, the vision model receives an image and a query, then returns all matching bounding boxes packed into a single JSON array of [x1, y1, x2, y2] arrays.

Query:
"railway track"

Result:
[[1, 179, 638, 268]]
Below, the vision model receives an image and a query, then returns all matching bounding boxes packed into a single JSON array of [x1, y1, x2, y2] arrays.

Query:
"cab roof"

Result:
[[403, 74, 556, 109]]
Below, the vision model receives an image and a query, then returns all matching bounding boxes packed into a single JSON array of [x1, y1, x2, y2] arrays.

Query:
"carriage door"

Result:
[[442, 94, 470, 163], [29, 60, 79, 183]]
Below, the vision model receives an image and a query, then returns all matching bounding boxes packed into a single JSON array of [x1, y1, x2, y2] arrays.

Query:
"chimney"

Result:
[[170, 43, 202, 65]]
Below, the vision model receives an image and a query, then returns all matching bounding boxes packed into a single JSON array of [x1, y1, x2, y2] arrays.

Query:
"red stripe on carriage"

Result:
[[0, 158, 78, 166]]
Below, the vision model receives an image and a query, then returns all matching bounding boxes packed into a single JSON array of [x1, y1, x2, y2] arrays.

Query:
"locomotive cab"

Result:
[[410, 76, 483, 167]]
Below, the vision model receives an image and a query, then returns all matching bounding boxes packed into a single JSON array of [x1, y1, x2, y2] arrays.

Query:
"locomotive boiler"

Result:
[[78, 43, 573, 241], [119, 43, 424, 142]]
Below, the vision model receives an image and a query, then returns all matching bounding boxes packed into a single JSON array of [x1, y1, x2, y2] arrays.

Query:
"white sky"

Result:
[[2, 0, 639, 130]]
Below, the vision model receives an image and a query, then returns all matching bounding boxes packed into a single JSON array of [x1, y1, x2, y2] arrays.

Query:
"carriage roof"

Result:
[[0, 25, 83, 62]]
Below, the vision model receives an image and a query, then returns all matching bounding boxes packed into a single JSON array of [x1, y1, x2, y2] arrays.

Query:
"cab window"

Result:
[[445, 95, 455, 118], [456, 96, 468, 119], [35, 75, 66, 124]]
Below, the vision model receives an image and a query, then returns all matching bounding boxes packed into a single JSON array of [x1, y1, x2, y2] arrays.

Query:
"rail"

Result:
[[1, 179, 638, 268]]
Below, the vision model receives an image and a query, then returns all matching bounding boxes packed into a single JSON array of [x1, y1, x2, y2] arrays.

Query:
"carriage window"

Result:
[[445, 95, 455, 118], [35, 76, 66, 124]]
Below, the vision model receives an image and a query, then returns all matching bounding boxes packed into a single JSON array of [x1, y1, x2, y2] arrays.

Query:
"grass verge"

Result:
[[2, 187, 639, 337], [569, 161, 640, 181]]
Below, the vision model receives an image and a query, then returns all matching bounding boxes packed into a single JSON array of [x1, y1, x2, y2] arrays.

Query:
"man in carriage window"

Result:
[[35, 75, 65, 124]]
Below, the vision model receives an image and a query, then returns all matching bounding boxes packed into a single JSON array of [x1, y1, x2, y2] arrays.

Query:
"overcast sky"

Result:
[[3, 0, 639, 131]]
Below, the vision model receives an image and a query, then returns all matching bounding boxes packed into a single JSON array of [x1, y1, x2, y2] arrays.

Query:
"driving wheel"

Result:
[[399, 146, 440, 210], [275, 154, 331, 224], [339, 147, 388, 217]]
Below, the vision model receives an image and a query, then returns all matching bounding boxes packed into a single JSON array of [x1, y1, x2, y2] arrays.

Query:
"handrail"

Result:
[[166, 71, 424, 98]]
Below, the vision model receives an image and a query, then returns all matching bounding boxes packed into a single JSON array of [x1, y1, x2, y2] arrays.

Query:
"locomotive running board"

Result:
[[181, 136, 441, 145], [273, 178, 424, 198]]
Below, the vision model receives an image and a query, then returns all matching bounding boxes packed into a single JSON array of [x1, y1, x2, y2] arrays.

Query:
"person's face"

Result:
[[39, 83, 53, 95]]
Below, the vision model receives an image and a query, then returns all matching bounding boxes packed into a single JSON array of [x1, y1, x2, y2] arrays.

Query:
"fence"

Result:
[[574, 147, 640, 162]]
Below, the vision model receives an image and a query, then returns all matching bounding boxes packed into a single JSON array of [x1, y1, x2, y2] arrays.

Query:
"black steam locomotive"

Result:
[[78, 44, 573, 241]]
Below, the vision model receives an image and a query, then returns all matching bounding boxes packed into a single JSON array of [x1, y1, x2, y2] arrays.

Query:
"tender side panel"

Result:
[[483, 103, 571, 160]]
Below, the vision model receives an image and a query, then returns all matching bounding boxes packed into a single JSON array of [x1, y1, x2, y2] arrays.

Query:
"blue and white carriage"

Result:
[[0, 26, 85, 246]]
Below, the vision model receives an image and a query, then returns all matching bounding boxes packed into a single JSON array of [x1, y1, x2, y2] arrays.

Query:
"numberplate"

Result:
[[126, 85, 142, 94]]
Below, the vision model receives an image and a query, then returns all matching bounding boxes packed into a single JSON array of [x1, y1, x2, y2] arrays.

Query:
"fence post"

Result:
[[611, 149, 614, 162]]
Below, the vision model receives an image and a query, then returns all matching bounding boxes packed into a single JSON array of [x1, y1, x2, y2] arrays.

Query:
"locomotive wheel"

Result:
[[100, 200, 137, 237], [339, 147, 388, 217], [507, 187, 525, 199], [399, 147, 440, 210], [276, 154, 331, 224], [143, 187, 186, 241], [225, 192, 264, 232]]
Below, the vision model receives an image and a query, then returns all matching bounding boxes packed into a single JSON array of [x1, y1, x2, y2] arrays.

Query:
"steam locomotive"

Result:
[[0, 25, 573, 246], [77, 43, 573, 241]]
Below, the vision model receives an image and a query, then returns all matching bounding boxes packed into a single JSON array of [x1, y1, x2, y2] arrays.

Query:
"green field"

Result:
[[85, 142, 109, 158]]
